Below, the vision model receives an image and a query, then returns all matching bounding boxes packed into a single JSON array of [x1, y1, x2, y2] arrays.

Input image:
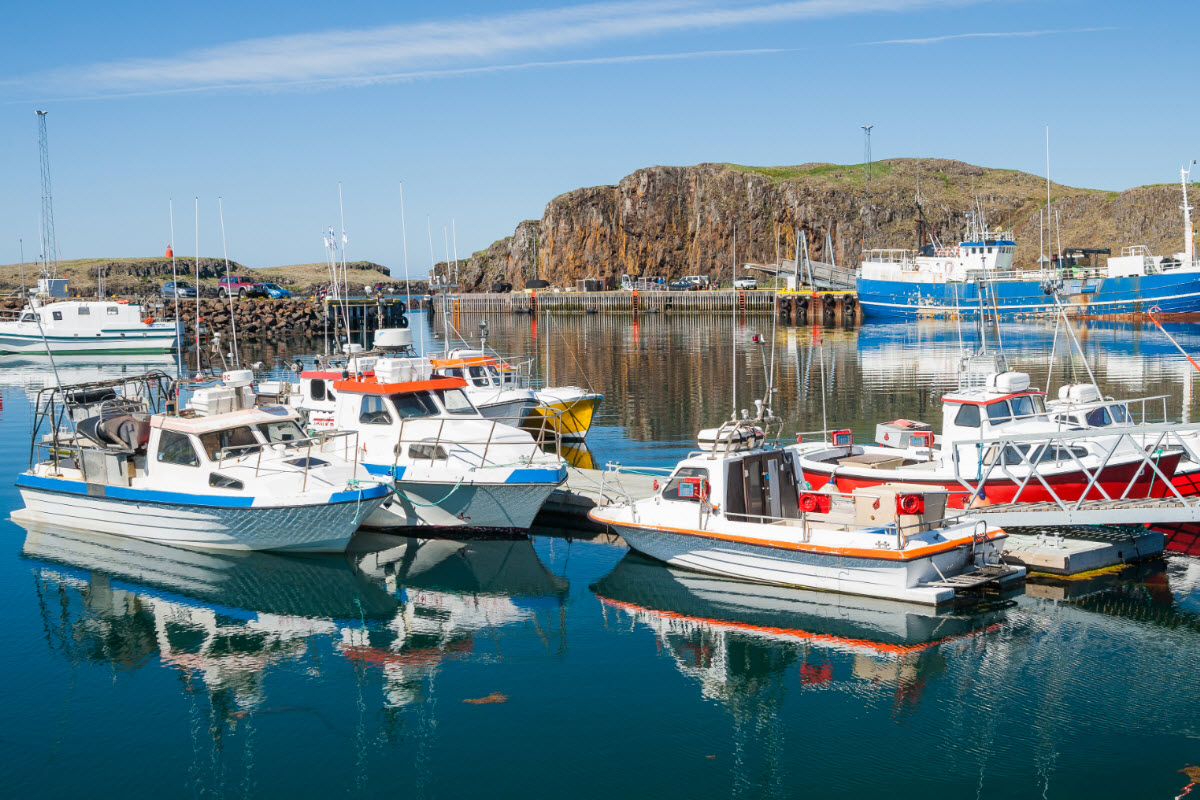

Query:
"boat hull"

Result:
[[0, 325, 181, 355], [362, 476, 561, 532], [522, 392, 602, 440], [798, 452, 1183, 508], [474, 396, 535, 423], [14, 481, 384, 552], [856, 272, 1200, 320], [601, 522, 1004, 606]]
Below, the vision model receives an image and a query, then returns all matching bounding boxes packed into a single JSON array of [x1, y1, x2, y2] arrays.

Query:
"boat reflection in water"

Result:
[[20, 521, 569, 720], [593, 552, 1011, 713], [19, 519, 398, 715], [345, 533, 569, 707]]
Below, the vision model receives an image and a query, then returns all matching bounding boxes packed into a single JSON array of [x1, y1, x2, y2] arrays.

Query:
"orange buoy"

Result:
[[165, 244, 174, 258]]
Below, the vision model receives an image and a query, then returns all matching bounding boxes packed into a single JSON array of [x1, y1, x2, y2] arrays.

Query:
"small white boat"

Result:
[[301, 356, 567, 533], [0, 298, 181, 355], [590, 420, 1024, 605], [14, 371, 389, 552]]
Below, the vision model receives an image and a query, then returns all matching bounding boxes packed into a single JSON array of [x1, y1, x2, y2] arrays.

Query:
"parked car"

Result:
[[668, 279, 698, 291], [734, 276, 759, 290], [682, 274, 711, 289], [161, 280, 197, 299], [259, 282, 291, 299], [217, 275, 268, 299]]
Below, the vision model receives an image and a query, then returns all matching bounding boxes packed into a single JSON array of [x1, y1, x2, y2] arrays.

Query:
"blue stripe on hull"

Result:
[[856, 272, 1200, 320]]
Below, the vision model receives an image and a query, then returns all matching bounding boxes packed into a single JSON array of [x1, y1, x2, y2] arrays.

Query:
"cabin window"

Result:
[[1010, 395, 1040, 420], [390, 392, 439, 419], [437, 388, 475, 415], [78, 307, 90, 316], [445, 368, 464, 379], [157, 430, 200, 467], [662, 467, 709, 502], [310, 378, 326, 402], [107, 306, 119, 315], [208, 473, 244, 490], [1085, 406, 1113, 427], [19, 313, 34, 323], [986, 400, 1012, 425], [257, 419, 306, 443], [467, 366, 491, 387], [954, 404, 981, 428], [408, 443, 448, 460], [359, 395, 393, 425], [52, 311, 62, 321], [1110, 404, 1130, 423], [199, 426, 261, 460]]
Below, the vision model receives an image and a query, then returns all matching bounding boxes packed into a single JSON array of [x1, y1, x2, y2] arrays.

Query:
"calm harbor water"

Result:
[[3, 311, 1200, 798]]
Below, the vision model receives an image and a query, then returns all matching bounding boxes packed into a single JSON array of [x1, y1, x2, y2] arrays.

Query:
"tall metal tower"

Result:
[[861, 124, 874, 182], [35, 110, 58, 278]]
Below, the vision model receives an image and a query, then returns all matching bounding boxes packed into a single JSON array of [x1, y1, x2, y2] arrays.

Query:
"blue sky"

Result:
[[0, 0, 1195, 274]]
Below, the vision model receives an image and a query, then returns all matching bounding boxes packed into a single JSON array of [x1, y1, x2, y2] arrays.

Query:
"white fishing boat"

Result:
[[13, 370, 388, 552], [306, 356, 567, 532], [792, 370, 1184, 507], [590, 418, 1023, 605], [0, 298, 181, 355]]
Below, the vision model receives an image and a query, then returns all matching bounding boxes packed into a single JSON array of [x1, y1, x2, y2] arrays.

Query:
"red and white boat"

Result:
[[791, 371, 1184, 508]]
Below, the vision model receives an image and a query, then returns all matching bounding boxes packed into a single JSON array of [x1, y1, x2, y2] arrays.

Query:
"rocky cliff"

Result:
[[442, 159, 1192, 290]]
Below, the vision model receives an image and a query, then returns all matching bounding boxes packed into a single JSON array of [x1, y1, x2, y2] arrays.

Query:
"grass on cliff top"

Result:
[[722, 162, 896, 185]]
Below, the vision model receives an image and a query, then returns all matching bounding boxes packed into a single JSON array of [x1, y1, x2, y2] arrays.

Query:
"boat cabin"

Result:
[[16, 300, 151, 332], [659, 447, 802, 523], [329, 371, 479, 434], [431, 350, 519, 390], [938, 372, 1048, 445], [1047, 383, 1133, 429]]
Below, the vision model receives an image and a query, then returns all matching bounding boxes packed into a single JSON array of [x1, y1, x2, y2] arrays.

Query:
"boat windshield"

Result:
[[388, 392, 440, 419], [466, 365, 494, 387], [436, 388, 476, 415], [256, 419, 307, 445], [199, 426, 261, 460], [1010, 394, 1047, 421], [662, 467, 709, 502]]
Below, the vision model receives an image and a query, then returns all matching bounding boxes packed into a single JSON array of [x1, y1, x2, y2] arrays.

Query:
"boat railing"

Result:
[[389, 410, 566, 473], [216, 428, 363, 490], [1048, 394, 1172, 428], [861, 248, 916, 265], [598, 463, 674, 516], [945, 422, 1200, 509], [1121, 245, 1153, 258]]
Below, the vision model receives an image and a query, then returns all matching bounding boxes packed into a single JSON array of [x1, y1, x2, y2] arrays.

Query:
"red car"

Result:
[[216, 275, 268, 299]]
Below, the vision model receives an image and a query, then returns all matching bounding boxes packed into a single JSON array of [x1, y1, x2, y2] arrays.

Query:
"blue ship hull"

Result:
[[857, 272, 1200, 320]]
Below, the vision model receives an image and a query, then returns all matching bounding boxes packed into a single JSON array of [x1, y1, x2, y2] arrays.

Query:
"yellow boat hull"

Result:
[[521, 394, 602, 441]]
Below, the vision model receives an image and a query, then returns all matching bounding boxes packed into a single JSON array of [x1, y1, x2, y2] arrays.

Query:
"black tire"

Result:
[[218, 288, 227, 299], [238, 289, 246, 299]]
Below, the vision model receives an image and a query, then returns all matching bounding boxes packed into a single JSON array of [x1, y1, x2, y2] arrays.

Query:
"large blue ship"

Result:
[[857, 167, 1200, 320]]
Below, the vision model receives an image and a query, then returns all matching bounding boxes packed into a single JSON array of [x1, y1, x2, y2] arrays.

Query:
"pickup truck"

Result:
[[217, 275, 268, 299]]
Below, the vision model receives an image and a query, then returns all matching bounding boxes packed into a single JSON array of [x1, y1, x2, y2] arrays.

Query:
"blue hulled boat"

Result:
[[857, 168, 1200, 320]]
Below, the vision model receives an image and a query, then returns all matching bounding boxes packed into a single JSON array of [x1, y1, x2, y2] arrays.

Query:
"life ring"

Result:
[[142, 317, 155, 324], [117, 299, 129, 304], [898, 494, 923, 515]]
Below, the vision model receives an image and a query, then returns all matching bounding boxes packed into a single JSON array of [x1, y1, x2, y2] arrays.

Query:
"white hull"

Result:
[[362, 480, 558, 531], [0, 328, 180, 355], [15, 487, 384, 552], [606, 523, 1015, 606], [474, 396, 534, 422]]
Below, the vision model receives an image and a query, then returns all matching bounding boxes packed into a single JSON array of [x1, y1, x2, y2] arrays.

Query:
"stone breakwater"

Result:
[[0, 297, 341, 340]]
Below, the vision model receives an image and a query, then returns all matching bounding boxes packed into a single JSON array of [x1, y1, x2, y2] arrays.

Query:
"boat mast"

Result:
[[399, 182, 412, 302], [218, 197, 239, 368], [731, 229, 737, 420], [1183, 162, 1195, 265], [194, 197, 201, 375], [169, 199, 182, 380]]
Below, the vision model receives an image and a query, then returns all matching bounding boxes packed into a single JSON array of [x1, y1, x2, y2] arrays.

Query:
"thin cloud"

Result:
[[11, 0, 982, 98], [861, 26, 1117, 45]]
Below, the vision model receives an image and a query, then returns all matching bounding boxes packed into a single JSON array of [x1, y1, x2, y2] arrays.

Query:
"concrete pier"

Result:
[[1000, 528, 1164, 576]]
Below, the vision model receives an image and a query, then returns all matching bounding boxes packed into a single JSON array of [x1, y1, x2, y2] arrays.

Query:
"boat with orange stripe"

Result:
[[590, 411, 1024, 605]]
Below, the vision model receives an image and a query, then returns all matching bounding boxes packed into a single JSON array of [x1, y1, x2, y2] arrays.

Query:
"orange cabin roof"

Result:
[[430, 356, 496, 369], [331, 376, 467, 395]]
